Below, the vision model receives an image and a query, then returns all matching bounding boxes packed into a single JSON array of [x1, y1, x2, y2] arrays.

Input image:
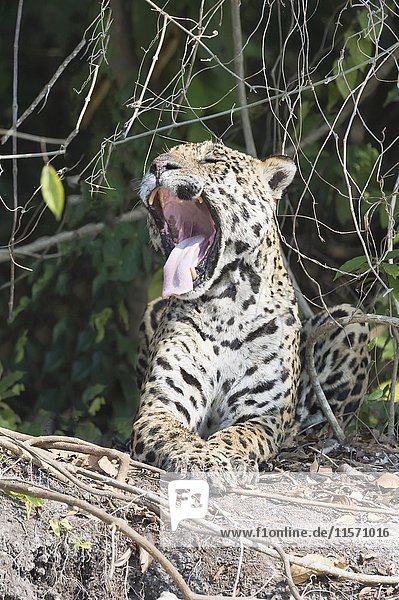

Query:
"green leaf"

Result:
[[71, 536, 91, 551], [41, 164, 65, 221], [334, 255, 368, 280], [90, 307, 113, 343], [71, 356, 92, 382], [60, 517, 73, 532], [10, 295, 29, 321], [43, 346, 65, 373], [49, 518, 61, 536], [76, 329, 95, 353], [117, 300, 129, 331], [50, 517, 72, 536], [15, 330, 28, 364], [385, 249, 399, 260], [367, 338, 377, 351], [6, 492, 43, 520], [387, 275, 399, 302], [0, 400, 21, 429], [346, 33, 371, 72], [333, 57, 358, 100], [360, 8, 384, 43], [381, 263, 399, 277], [82, 384, 106, 404], [88, 396, 106, 416], [0, 371, 25, 400], [74, 421, 102, 441], [367, 388, 384, 401]]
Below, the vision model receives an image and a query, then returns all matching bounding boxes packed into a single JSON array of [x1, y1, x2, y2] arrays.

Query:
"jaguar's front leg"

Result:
[[207, 412, 285, 486], [207, 348, 300, 487], [132, 406, 206, 469], [132, 332, 226, 476]]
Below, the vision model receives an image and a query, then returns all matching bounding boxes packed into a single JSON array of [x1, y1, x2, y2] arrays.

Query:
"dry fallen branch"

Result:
[[1, 428, 399, 593], [0, 479, 197, 600], [231, 486, 399, 517], [0, 428, 301, 598]]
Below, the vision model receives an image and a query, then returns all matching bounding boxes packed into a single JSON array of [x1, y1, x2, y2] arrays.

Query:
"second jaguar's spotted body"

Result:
[[132, 141, 369, 484]]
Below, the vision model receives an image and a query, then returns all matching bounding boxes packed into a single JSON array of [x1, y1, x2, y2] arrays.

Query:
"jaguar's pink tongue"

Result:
[[162, 235, 205, 299]]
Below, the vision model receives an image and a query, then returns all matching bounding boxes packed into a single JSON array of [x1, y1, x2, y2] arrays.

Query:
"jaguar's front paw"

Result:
[[162, 450, 258, 493]]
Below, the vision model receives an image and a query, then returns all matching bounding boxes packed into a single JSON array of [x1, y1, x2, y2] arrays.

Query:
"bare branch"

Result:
[[8, 0, 24, 321], [0, 129, 65, 145], [0, 479, 194, 600], [1, 36, 86, 146], [230, 0, 256, 156], [0, 208, 146, 264], [115, 40, 399, 145], [124, 15, 169, 138]]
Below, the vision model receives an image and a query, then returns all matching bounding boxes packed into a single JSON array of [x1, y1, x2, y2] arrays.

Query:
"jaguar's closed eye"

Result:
[[201, 157, 223, 165]]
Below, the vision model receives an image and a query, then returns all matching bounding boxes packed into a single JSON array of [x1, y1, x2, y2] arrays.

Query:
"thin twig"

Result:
[[0, 129, 65, 145], [124, 15, 169, 138], [231, 486, 399, 517], [388, 332, 399, 438], [8, 0, 24, 322], [115, 41, 399, 146], [0, 149, 65, 160], [64, 62, 103, 147], [1, 36, 86, 146], [230, 0, 256, 156]]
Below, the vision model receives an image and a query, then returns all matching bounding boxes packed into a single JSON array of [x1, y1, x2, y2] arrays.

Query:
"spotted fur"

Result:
[[132, 141, 369, 486]]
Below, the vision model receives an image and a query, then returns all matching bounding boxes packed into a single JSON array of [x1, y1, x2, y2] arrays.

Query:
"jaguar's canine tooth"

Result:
[[159, 189, 166, 209], [196, 196, 203, 204], [148, 188, 157, 206], [190, 267, 197, 281]]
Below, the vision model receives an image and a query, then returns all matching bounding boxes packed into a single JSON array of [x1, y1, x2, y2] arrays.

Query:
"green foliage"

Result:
[[334, 255, 368, 279], [70, 536, 92, 552], [49, 517, 92, 555], [49, 517, 73, 536], [1, 218, 150, 442], [41, 165, 65, 221], [334, 252, 399, 302], [5, 491, 43, 520]]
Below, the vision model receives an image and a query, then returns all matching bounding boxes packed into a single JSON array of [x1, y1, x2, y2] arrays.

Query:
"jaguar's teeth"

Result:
[[148, 188, 157, 206], [159, 189, 166, 209], [196, 196, 203, 204], [190, 267, 197, 281]]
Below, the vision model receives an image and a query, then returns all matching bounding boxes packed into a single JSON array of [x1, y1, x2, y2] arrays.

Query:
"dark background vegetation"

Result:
[[0, 0, 398, 444]]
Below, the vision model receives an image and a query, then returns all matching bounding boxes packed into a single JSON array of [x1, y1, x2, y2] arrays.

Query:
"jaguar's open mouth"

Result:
[[147, 186, 220, 298]]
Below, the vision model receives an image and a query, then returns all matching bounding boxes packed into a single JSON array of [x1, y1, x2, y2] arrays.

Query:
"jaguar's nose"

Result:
[[149, 156, 183, 178]]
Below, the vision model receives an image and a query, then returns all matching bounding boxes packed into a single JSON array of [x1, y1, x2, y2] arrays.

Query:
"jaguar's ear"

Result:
[[261, 155, 296, 198]]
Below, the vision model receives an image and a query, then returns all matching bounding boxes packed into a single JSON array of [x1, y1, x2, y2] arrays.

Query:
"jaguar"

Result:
[[131, 141, 369, 486]]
